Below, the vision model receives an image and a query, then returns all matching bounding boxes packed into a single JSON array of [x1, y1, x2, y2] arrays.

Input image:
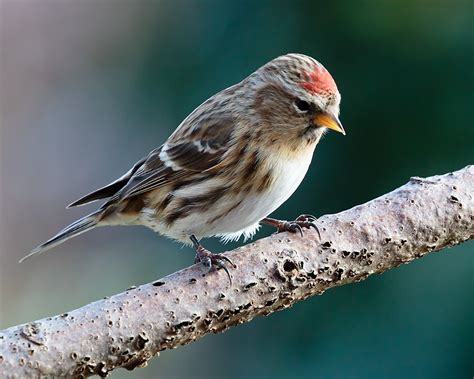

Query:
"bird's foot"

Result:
[[262, 214, 321, 240], [190, 235, 236, 284]]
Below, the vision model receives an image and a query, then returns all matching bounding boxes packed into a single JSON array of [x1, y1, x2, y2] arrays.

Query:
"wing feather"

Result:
[[67, 157, 147, 207], [108, 114, 237, 203]]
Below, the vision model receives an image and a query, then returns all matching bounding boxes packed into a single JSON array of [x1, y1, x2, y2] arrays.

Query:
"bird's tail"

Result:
[[20, 210, 101, 263]]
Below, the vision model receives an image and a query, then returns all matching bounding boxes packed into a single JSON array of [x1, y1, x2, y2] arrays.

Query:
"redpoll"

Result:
[[22, 53, 345, 282]]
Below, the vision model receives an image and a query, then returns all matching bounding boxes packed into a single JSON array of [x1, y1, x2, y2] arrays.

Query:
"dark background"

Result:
[[1, 1, 473, 378]]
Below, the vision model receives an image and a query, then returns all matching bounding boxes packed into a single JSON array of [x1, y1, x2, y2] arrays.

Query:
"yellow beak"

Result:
[[313, 112, 345, 135]]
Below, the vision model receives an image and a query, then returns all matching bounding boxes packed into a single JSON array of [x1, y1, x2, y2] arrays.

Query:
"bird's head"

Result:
[[250, 53, 344, 146]]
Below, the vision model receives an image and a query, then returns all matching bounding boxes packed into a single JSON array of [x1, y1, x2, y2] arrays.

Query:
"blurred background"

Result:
[[1, 1, 473, 378]]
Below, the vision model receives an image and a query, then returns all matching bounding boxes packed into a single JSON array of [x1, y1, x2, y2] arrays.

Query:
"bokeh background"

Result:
[[1, 1, 473, 378]]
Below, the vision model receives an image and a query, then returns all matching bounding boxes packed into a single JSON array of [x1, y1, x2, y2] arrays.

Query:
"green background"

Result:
[[0, 1, 472, 378]]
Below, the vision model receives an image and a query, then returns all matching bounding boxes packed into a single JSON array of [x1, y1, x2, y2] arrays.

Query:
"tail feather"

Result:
[[67, 156, 147, 208], [20, 211, 101, 263], [66, 180, 126, 208]]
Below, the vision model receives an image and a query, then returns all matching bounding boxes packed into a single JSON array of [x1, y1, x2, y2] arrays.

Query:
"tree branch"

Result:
[[1, 166, 473, 377]]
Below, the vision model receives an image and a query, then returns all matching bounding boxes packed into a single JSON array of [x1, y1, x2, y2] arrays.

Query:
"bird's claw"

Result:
[[296, 214, 317, 222], [194, 245, 236, 285], [274, 214, 321, 240], [278, 222, 304, 237]]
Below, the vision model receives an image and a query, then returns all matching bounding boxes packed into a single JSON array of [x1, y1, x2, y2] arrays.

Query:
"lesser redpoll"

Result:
[[22, 53, 345, 281]]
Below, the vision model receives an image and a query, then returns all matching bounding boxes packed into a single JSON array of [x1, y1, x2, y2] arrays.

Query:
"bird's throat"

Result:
[[301, 124, 324, 145]]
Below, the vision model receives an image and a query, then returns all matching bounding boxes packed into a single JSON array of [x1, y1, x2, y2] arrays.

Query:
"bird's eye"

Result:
[[294, 99, 310, 113]]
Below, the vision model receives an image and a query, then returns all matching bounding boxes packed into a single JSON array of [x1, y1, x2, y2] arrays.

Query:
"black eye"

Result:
[[295, 99, 310, 112]]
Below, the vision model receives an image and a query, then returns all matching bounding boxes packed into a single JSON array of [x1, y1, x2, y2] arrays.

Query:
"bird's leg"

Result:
[[190, 235, 236, 284], [261, 214, 321, 240]]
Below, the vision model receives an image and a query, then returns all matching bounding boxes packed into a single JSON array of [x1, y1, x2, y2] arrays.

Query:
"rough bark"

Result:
[[1, 166, 473, 378]]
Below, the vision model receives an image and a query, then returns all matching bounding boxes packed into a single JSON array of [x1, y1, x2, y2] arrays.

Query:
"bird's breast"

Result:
[[200, 145, 316, 241], [136, 142, 316, 242], [257, 144, 316, 210]]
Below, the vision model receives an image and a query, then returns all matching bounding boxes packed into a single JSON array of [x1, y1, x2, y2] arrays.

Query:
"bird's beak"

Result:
[[313, 112, 345, 135]]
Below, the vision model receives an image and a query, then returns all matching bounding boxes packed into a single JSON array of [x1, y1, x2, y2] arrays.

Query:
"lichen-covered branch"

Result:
[[1, 166, 473, 378]]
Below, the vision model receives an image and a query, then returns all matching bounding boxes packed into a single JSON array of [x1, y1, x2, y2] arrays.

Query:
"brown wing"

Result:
[[109, 114, 237, 202], [67, 156, 147, 207]]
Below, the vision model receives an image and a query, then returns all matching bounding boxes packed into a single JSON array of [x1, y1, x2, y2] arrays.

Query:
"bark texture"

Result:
[[1, 166, 473, 378]]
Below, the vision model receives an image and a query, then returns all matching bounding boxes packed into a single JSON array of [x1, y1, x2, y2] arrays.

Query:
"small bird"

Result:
[[21, 53, 345, 281]]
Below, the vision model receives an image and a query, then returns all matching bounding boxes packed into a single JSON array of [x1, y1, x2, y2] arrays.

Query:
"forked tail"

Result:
[[19, 210, 101, 263]]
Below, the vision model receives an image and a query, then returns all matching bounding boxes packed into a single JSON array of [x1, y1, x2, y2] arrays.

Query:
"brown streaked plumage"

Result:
[[22, 53, 346, 282]]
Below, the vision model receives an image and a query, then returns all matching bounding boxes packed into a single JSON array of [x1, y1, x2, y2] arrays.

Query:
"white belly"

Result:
[[139, 145, 316, 244], [213, 146, 315, 241]]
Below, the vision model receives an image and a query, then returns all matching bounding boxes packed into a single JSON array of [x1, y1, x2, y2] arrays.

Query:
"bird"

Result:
[[21, 53, 345, 282]]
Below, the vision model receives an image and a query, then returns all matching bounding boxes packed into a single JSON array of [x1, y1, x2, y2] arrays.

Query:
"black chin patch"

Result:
[[302, 123, 316, 136], [300, 124, 322, 144]]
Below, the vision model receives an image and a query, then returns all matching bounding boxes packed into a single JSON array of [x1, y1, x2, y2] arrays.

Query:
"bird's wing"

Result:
[[67, 157, 147, 207], [107, 114, 237, 202]]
